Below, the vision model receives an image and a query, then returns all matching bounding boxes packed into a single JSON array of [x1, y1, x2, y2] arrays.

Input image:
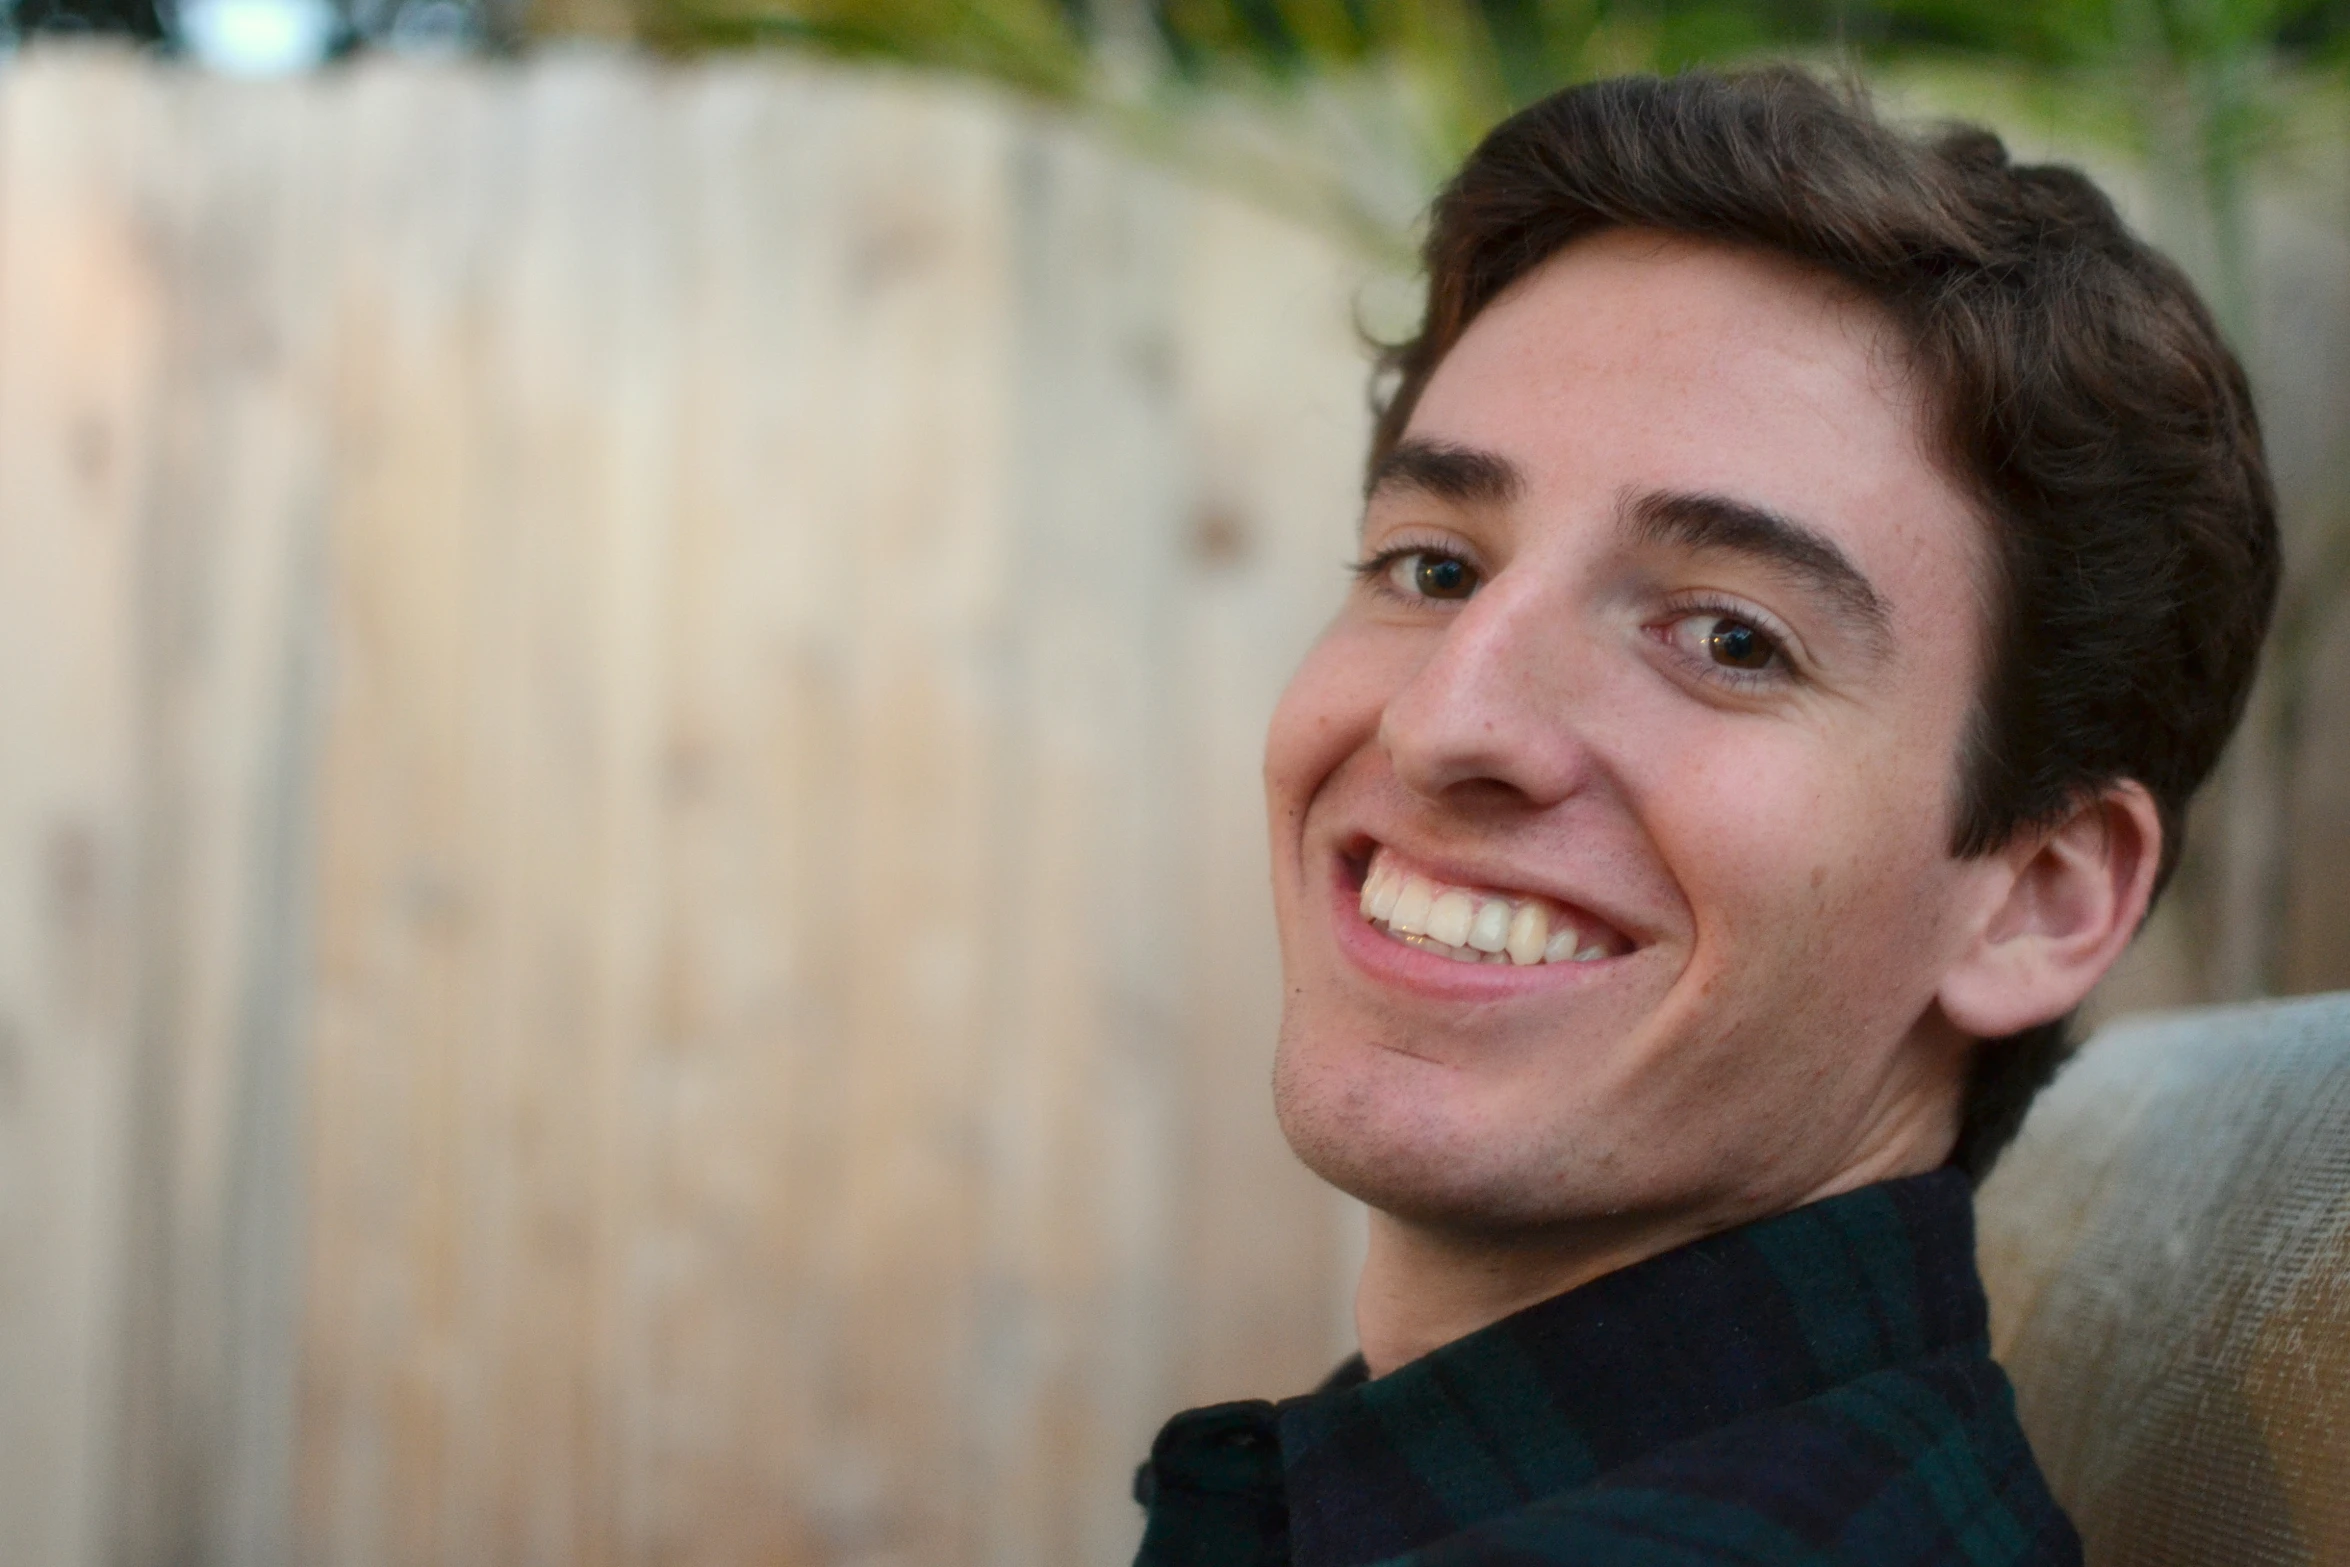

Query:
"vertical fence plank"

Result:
[[446, 60, 680, 1567], [621, 63, 858, 1566], [113, 69, 339, 1567], [298, 64, 530, 1567], [970, 122, 1193, 1567], [1165, 191, 1371, 1413], [0, 50, 162, 1567], [801, 79, 1020, 1567]]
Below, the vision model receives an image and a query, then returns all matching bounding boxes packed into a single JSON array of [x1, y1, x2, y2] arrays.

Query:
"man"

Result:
[[1130, 68, 2277, 1566]]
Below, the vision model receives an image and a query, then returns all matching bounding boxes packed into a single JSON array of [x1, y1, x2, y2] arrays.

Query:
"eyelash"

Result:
[[1655, 593, 1799, 688], [1350, 540, 1477, 604]]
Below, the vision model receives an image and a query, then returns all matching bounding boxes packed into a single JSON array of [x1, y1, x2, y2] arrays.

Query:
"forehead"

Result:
[[1403, 229, 1988, 638]]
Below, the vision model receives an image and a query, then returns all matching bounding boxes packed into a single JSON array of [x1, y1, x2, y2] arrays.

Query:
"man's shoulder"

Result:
[[1363, 1342, 2082, 1567]]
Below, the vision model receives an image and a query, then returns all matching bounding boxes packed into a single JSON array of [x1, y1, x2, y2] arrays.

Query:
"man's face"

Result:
[[1267, 229, 2000, 1236]]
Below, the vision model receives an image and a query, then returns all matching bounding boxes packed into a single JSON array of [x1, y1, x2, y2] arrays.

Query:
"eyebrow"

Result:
[[1624, 488, 1892, 650], [1366, 438, 1525, 507]]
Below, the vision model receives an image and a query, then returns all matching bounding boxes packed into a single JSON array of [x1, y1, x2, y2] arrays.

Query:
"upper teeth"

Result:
[[1359, 849, 1611, 966]]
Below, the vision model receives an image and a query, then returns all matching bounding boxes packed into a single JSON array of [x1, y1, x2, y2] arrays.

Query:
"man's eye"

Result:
[[1669, 612, 1784, 674], [1387, 551, 1478, 601]]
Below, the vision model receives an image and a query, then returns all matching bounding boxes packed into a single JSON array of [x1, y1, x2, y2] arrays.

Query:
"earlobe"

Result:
[[1936, 783, 2163, 1040]]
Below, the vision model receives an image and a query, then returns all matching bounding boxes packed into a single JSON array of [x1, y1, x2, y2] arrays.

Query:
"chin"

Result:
[[1271, 1027, 1623, 1232]]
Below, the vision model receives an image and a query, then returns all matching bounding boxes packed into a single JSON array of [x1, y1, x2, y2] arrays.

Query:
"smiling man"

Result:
[[1129, 69, 2278, 1567]]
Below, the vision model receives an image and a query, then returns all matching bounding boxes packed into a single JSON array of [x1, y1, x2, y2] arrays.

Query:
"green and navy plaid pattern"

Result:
[[1132, 1171, 2079, 1566]]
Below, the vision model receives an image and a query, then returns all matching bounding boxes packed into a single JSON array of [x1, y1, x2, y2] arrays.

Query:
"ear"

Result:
[[1937, 782, 2163, 1040]]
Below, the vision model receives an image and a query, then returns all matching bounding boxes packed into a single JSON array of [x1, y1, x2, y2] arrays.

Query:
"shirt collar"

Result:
[[1275, 1169, 1988, 1567]]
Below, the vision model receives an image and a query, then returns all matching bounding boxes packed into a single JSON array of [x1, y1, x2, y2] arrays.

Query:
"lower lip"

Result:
[[1325, 857, 1625, 1001]]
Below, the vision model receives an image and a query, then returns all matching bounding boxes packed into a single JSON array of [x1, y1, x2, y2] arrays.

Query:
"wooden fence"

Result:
[[0, 51, 1378, 1567]]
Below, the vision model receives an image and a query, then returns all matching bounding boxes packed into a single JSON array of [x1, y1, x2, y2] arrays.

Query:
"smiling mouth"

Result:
[[1357, 846, 1632, 967]]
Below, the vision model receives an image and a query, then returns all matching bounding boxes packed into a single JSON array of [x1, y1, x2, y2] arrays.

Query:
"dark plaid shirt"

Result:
[[1131, 1170, 2080, 1565]]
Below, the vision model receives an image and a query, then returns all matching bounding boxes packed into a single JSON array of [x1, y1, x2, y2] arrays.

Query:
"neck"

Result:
[[1353, 1136, 1958, 1376], [1354, 1208, 1710, 1377], [1352, 1033, 1977, 1376]]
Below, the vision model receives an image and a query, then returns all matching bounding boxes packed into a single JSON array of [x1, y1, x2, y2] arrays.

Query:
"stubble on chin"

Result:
[[1270, 1011, 1599, 1234]]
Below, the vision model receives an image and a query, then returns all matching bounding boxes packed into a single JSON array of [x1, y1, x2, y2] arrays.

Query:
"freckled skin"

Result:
[[1267, 231, 2008, 1260]]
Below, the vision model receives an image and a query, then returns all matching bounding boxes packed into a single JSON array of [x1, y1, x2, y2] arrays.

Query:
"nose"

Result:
[[1378, 574, 1595, 808]]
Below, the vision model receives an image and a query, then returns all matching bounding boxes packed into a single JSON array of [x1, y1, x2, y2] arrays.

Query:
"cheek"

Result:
[[1264, 620, 1394, 815], [1641, 720, 1961, 983]]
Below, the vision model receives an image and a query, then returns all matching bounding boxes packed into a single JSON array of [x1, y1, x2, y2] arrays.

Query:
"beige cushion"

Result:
[[1978, 994, 2350, 1566]]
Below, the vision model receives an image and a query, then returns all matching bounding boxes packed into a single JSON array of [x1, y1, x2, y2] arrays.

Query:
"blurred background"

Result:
[[0, 2, 2344, 1565]]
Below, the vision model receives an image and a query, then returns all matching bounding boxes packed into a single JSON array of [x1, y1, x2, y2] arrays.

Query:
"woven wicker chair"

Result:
[[1978, 993, 2350, 1566]]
